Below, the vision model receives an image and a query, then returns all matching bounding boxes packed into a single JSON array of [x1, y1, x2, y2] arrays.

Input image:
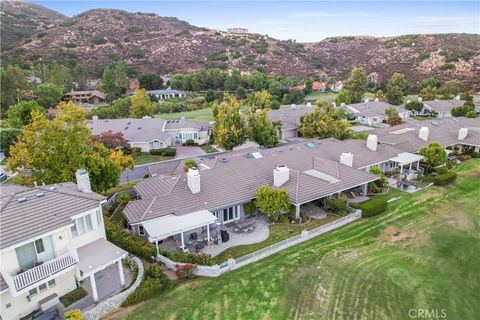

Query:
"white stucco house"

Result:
[[422, 99, 471, 118], [0, 170, 127, 319], [344, 99, 411, 126], [89, 117, 211, 152]]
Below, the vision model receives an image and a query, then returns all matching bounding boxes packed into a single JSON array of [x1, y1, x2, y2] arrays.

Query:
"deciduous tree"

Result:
[[5, 101, 45, 128], [130, 89, 154, 118], [34, 83, 63, 108], [386, 72, 409, 105], [0, 65, 30, 108], [247, 109, 280, 148], [254, 185, 291, 220], [93, 130, 128, 149], [419, 142, 447, 169], [335, 89, 351, 106], [344, 67, 368, 103], [139, 73, 163, 90], [247, 90, 273, 111], [299, 100, 351, 139], [212, 94, 247, 151], [439, 80, 463, 96]]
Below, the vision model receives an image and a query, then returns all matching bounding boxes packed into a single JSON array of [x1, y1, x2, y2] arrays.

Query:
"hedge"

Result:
[[472, 152, 480, 159], [433, 172, 457, 186], [150, 147, 176, 156], [105, 219, 156, 260], [360, 198, 388, 217]]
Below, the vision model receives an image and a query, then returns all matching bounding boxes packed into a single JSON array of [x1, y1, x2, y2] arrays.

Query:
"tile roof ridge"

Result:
[[168, 174, 182, 195], [295, 170, 300, 203], [40, 185, 103, 202], [140, 196, 157, 221], [335, 161, 340, 179]]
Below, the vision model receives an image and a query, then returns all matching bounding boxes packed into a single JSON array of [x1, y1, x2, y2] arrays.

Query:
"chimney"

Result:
[[455, 95, 460, 101], [364, 98, 369, 103], [180, 116, 186, 120], [291, 104, 296, 109], [374, 98, 379, 102], [418, 97, 423, 102], [75, 169, 92, 193], [306, 102, 312, 108], [187, 168, 200, 194], [366, 134, 378, 151], [92, 115, 99, 121], [273, 165, 289, 187], [419, 127, 429, 141], [341, 102, 346, 107], [458, 128, 468, 140], [34, 181, 38, 187], [340, 152, 354, 167]]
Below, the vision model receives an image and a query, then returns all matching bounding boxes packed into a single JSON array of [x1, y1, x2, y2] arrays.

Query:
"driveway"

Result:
[[174, 146, 206, 158]]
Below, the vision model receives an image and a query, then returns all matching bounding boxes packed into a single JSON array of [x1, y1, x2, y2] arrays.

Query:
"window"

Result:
[[96, 210, 103, 225], [34, 239, 45, 254], [39, 283, 47, 292], [71, 215, 94, 238], [6, 303, 11, 309], [29, 288, 38, 297], [138, 225, 145, 236], [48, 279, 56, 287]]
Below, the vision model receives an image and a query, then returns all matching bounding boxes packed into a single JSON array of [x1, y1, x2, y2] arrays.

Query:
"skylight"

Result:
[[303, 169, 340, 184], [251, 152, 263, 159]]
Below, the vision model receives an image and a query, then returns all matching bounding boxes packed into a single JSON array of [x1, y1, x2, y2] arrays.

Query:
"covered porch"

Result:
[[76, 238, 128, 302], [389, 152, 424, 178], [144, 210, 218, 253]]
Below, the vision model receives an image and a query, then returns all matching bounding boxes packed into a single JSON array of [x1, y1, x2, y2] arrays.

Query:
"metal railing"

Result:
[[11, 251, 78, 292]]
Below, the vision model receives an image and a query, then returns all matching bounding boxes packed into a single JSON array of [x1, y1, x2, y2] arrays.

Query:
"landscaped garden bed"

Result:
[[59, 287, 88, 307]]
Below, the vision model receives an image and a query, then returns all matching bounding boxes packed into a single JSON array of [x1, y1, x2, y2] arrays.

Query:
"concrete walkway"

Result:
[[174, 146, 206, 159]]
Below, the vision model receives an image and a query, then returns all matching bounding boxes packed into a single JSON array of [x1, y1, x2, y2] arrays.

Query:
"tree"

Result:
[[34, 83, 64, 108], [247, 109, 279, 148], [183, 159, 197, 172], [224, 69, 243, 92], [212, 94, 247, 151], [100, 66, 117, 101], [375, 89, 385, 101], [109, 150, 134, 171], [139, 73, 163, 90], [247, 90, 273, 111], [0, 65, 30, 108], [368, 167, 388, 193], [419, 142, 447, 169], [6, 103, 123, 192], [386, 72, 409, 105], [385, 106, 399, 117], [5, 101, 45, 127], [114, 61, 129, 94], [304, 77, 314, 94], [47, 63, 74, 92], [130, 89, 154, 118], [439, 80, 463, 96], [419, 86, 438, 101], [282, 89, 305, 105], [0, 128, 21, 157], [335, 89, 351, 105], [386, 115, 402, 126], [419, 77, 441, 90], [73, 64, 89, 90], [93, 130, 128, 149], [405, 101, 424, 113], [299, 100, 351, 139], [344, 67, 368, 103], [254, 185, 291, 220], [451, 101, 477, 118], [460, 92, 474, 102]]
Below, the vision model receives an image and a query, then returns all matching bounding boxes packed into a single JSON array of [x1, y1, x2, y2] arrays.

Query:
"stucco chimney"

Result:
[[455, 95, 461, 101], [273, 165, 289, 187], [364, 98, 369, 103], [75, 169, 92, 193], [306, 102, 312, 108], [366, 134, 378, 151], [187, 168, 200, 194], [418, 97, 423, 102], [341, 102, 346, 107], [374, 98, 379, 102], [92, 115, 99, 121], [458, 128, 468, 140], [340, 152, 354, 167], [419, 127, 429, 141], [291, 104, 296, 109]]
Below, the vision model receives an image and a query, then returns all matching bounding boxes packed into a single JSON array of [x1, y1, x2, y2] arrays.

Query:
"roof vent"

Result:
[[16, 197, 27, 203], [244, 153, 253, 158], [36, 192, 45, 198], [127, 121, 131, 125], [138, 127, 141, 129], [251, 152, 263, 159], [219, 158, 229, 163], [125, 126, 129, 130]]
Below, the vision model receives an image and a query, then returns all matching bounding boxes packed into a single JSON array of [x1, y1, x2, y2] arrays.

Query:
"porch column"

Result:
[[363, 183, 368, 196], [400, 165, 403, 174], [155, 240, 159, 256], [180, 232, 185, 250], [118, 259, 125, 286], [409, 162, 412, 171], [89, 273, 98, 302], [206, 224, 211, 244], [295, 204, 301, 219]]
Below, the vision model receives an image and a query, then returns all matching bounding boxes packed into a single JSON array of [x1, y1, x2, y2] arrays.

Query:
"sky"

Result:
[[33, 1, 480, 42]]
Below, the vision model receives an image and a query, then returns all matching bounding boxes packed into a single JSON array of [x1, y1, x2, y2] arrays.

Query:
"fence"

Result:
[[157, 210, 362, 277], [103, 189, 137, 210]]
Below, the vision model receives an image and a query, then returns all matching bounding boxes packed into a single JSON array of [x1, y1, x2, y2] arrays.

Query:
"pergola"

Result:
[[143, 210, 218, 253], [389, 152, 425, 174]]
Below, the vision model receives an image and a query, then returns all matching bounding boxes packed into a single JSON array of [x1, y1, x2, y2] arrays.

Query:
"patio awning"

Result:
[[143, 210, 218, 243], [77, 238, 127, 279], [389, 152, 424, 165]]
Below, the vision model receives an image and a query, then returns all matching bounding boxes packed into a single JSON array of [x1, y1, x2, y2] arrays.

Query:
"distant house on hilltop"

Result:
[[329, 81, 344, 92], [268, 105, 314, 139], [127, 79, 140, 95], [227, 28, 248, 34], [343, 99, 411, 126], [312, 81, 326, 92], [422, 98, 475, 118], [148, 89, 185, 100], [64, 90, 107, 105]]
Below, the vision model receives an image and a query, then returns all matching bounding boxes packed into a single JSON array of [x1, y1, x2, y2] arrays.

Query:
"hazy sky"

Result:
[[33, 1, 480, 42]]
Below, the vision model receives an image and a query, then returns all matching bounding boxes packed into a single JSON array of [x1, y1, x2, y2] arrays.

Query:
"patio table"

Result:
[[234, 219, 256, 230]]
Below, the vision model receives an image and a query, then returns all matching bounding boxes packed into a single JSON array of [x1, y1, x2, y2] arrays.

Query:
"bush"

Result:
[[360, 198, 388, 217], [458, 154, 472, 162], [60, 288, 88, 307], [105, 220, 157, 260], [184, 139, 197, 146], [183, 159, 197, 172], [122, 275, 173, 307], [64, 310, 83, 320], [471, 152, 480, 158], [439, 63, 455, 70], [175, 263, 197, 279], [147, 264, 164, 279], [149, 147, 176, 156], [435, 166, 448, 175], [162, 250, 213, 265], [326, 195, 347, 214], [433, 171, 457, 186], [91, 36, 107, 45]]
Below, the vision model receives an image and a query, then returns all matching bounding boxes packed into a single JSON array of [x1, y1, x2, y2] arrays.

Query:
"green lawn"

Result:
[[134, 154, 174, 166], [127, 159, 480, 320], [156, 108, 214, 122]]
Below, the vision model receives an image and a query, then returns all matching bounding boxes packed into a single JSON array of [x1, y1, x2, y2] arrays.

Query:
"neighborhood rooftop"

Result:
[[422, 99, 466, 113], [268, 105, 312, 131], [345, 101, 409, 117]]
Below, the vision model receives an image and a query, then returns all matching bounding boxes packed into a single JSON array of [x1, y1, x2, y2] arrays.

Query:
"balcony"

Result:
[[2, 251, 78, 295]]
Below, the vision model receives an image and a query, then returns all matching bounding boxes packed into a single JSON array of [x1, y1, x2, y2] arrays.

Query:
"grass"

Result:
[[103, 181, 137, 197], [200, 144, 219, 154], [413, 116, 437, 121], [59, 287, 88, 307], [134, 154, 174, 166], [156, 108, 213, 122], [127, 159, 480, 320]]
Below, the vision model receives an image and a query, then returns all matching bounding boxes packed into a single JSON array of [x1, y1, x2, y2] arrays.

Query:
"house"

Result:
[[343, 99, 411, 126], [88, 117, 211, 152], [148, 89, 185, 100], [329, 81, 344, 92], [268, 105, 313, 139], [227, 28, 249, 34], [0, 170, 127, 319], [123, 146, 379, 252], [64, 90, 107, 105], [312, 81, 326, 92], [127, 79, 140, 95], [422, 99, 472, 118]]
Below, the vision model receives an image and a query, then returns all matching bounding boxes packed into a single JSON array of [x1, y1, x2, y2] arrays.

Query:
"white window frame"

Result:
[[48, 279, 56, 288], [39, 283, 47, 293], [138, 225, 145, 236], [96, 209, 103, 225], [29, 288, 38, 297], [72, 214, 94, 238]]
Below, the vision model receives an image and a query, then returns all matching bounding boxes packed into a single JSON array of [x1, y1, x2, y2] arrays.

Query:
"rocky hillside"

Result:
[[0, 0, 66, 51], [2, 3, 480, 89]]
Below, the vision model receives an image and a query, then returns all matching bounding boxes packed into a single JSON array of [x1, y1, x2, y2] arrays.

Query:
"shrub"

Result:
[[175, 263, 197, 279], [435, 166, 448, 175], [147, 264, 164, 279], [91, 36, 107, 45], [458, 154, 472, 162], [183, 159, 197, 172], [149, 147, 176, 156], [105, 220, 157, 260], [243, 201, 256, 216], [360, 198, 388, 217], [162, 250, 213, 265], [64, 310, 83, 320], [433, 171, 457, 186], [122, 276, 173, 307], [184, 139, 197, 146], [439, 63, 455, 70], [326, 195, 347, 214], [132, 48, 145, 58], [128, 26, 143, 33], [471, 152, 480, 158], [60, 288, 88, 307]]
